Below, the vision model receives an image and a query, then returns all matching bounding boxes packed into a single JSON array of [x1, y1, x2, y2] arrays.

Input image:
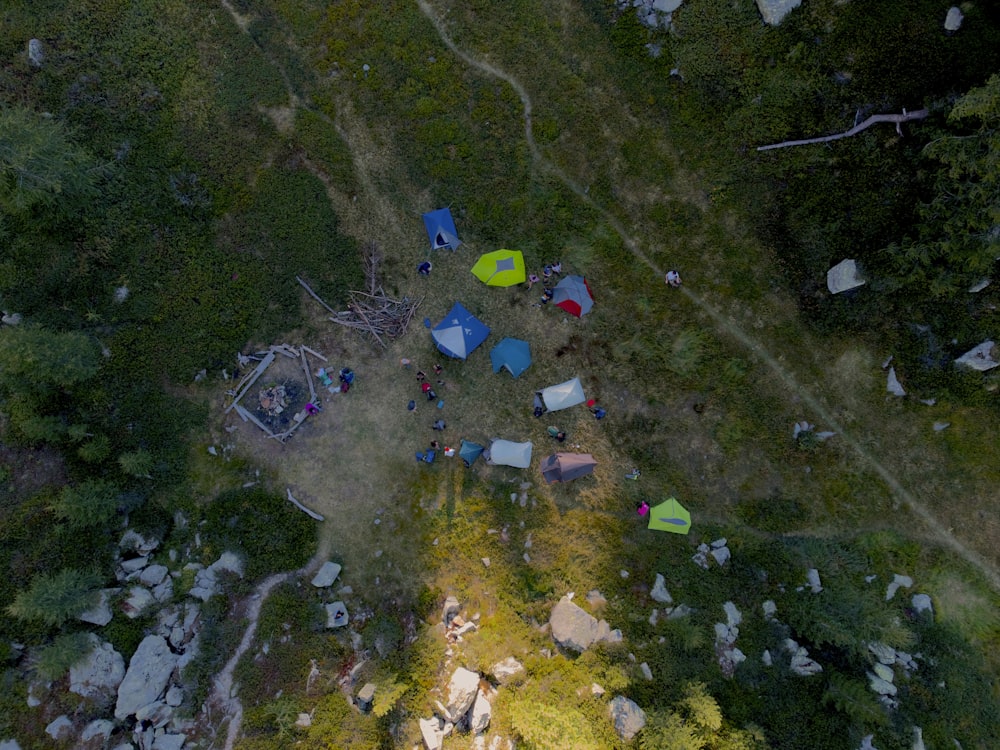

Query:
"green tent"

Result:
[[647, 497, 691, 534], [471, 249, 526, 287]]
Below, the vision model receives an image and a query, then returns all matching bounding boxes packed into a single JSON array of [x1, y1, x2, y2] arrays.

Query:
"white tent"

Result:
[[538, 377, 586, 412], [485, 439, 533, 468]]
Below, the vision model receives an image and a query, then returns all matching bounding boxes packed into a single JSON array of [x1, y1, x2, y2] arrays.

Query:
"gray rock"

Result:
[[295, 713, 312, 728], [711, 537, 728, 549], [873, 662, 894, 682], [887, 367, 906, 397], [653, 0, 683, 12], [446, 667, 480, 718], [419, 717, 443, 750], [442, 596, 460, 626], [885, 573, 913, 601], [868, 672, 897, 696], [120, 530, 159, 556], [762, 600, 777, 620], [723, 601, 742, 628], [135, 700, 174, 728], [691, 543, 710, 569], [115, 635, 179, 720], [639, 662, 653, 680], [469, 691, 492, 734], [1, 312, 23, 326], [911, 726, 926, 750], [79, 588, 120, 626], [69, 635, 125, 700], [869, 642, 896, 665], [152, 734, 185, 750], [911, 593, 933, 616], [550, 595, 601, 651], [324, 602, 349, 628], [609, 695, 646, 741], [667, 603, 692, 619], [310, 561, 342, 588], [27, 39, 44, 67], [490, 657, 524, 682], [859, 736, 879, 750], [165, 686, 184, 707], [650, 573, 672, 604], [585, 589, 607, 608], [120, 556, 150, 575], [211, 551, 243, 576], [762, 649, 773, 666], [45, 716, 73, 741], [806, 568, 823, 593], [81, 719, 114, 743], [710, 545, 731, 566], [0, 741, 21, 750], [944, 6, 963, 31], [152, 578, 174, 603], [955, 340, 998, 371], [140, 565, 169, 587]]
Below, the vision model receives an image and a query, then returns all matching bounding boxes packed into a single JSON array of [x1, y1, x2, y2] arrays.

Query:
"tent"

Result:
[[432, 302, 490, 360], [647, 498, 691, 534], [471, 249, 526, 287], [490, 338, 532, 379], [459, 440, 485, 467], [553, 275, 594, 317], [422, 208, 462, 251], [485, 439, 533, 469], [540, 453, 596, 483], [538, 377, 586, 412]]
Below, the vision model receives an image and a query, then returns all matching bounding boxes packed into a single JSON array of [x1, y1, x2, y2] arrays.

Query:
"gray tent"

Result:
[[537, 377, 586, 412], [485, 439, 533, 469], [540, 453, 596, 484]]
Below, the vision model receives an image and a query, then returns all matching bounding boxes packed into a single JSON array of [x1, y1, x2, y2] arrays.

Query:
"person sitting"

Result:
[[665, 270, 682, 287], [591, 405, 607, 420], [432, 419, 446, 431], [339, 368, 355, 384], [421, 381, 432, 395], [426, 388, 437, 401], [540, 287, 553, 304], [417, 261, 432, 276], [542, 265, 553, 281], [547, 426, 566, 442], [551, 261, 562, 275], [527, 273, 540, 289]]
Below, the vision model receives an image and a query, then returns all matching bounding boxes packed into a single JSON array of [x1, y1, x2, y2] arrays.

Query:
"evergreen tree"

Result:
[[51, 479, 122, 528], [7, 569, 102, 628], [0, 325, 100, 391]]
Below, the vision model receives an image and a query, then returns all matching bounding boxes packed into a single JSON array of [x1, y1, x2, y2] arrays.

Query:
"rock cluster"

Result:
[[691, 538, 730, 569]]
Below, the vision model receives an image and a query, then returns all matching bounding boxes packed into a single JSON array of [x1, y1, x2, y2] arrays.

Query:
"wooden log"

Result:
[[297, 276, 339, 315], [301, 350, 317, 403], [301, 345, 327, 362], [226, 351, 275, 413], [287, 488, 325, 521], [756, 109, 928, 152], [234, 403, 275, 436]]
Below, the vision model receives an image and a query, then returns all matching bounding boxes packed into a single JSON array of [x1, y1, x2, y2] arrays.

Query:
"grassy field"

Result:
[[3, 0, 1000, 748]]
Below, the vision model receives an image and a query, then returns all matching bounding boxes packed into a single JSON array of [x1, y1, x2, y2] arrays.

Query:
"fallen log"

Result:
[[297, 276, 339, 315], [287, 488, 325, 521], [756, 108, 928, 152], [226, 352, 275, 413]]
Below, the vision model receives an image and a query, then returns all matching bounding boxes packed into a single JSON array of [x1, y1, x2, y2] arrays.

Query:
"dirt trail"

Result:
[[415, 0, 1000, 592]]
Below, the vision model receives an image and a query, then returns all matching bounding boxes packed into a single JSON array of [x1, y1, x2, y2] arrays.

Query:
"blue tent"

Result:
[[422, 208, 462, 251], [432, 302, 490, 359], [459, 440, 485, 467], [490, 338, 532, 379]]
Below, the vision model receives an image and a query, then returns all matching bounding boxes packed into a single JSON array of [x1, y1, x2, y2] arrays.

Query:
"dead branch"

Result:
[[756, 108, 929, 152], [287, 488, 325, 521], [226, 352, 276, 413], [297, 276, 338, 315]]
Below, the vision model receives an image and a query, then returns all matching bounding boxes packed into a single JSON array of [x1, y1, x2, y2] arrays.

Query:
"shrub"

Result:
[[7, 569, 102, 628]]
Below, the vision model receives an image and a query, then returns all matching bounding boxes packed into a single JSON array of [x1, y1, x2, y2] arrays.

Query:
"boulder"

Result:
[[550, 595, 601, 651], [868, 672, 897, 696], [419, 717, 443, 750], [955, 340, 998, 371], [944, 7, 963, 32], [120, 529, 159, 556], [123, 586, 155, 618], [873, 662, 894, 683], [446, 667, 480, 718], [115, 635, 179, 720], [887, 367, 906, 397], [78, 588, 119, 627], [469, 692, 492, 734], [69, 635, 126, 700], [356, 683, 376, 713], [81, 719, 114, 744], [609, 695, 646, 741], [27, 39, 44, 67], [152, 734, 186, 750], [650, 574, 672, 604], [0, 741, 20, 750], [755, 0, 801, 25], [45, 716, 73, 741], [490, 657, 524, 682], [723, 601, 742, 629], [885, 573, 913, 601], [762, 600, 777, 620], [827, 258, 865, 294], [140, 565, 169, 587], [911, 593, 933, 616], [165, 686, 184, 707], [324, 602, 349, 628], [135, 700, 174, 728], [710, 545, 731, 566], [806, 569, 823, 593], [442, 596, 460, 626], [310, 561, 342, 588]]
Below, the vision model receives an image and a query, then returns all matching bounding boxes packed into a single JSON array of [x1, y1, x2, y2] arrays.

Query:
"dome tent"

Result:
[[490, 337, 532, 379], [431, 302, 490, 360], [422, 208, 462, 251], [484, 439, 533, 469], [540, 453, 596, 483], [471, 249, 526, 287]]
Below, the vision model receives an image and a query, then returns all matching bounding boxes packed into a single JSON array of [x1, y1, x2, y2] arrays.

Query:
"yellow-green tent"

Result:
[[647, 497, 691, 534], [471, 249, 526, 287]]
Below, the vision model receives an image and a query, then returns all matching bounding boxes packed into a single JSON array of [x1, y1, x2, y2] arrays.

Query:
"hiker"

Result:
[[542, 265, 553, 281], [400, 358, 412, 369], [592, 407, 607, 420], [665, 270, 682, 287], [547, 426, 567, 442], [551, 261, 562, 275], [433, 364, 443, 375], [426, 388, 437, 401], [418, 260, 432, 276], [432, 419, 446, 431], [339, 368, 354, 385], [540, 287, 553, 304], [533, 393, 546, 418], [416, 370, 427, 381], [421, 381, 432, 395], [527, 273, 540, 289], [636, 501, 650, 517], [430, 440, 440, 451]]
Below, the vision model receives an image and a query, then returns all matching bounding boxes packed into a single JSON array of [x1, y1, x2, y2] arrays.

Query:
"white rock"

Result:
[[138, 565, 168, 587], [45, 716, 73, 741], [78, 588, 119, 626], [887, 367, 906, 397], [81, 719, 114, 742], [481, 557, 491, 567], [762, 649, 773, 666], [711, 538, 728, 549], [969, 278, 990, 293], [295, 713, 312, 728], [446, 667, 480, 717], [591, 682, 605, 696], [827, 258, 865, 293], [944, 6, 963, 31], [491, 657, 524, 682], [885, 574, 913, 601], [123, 586, 155, 618], [470, 692, 492, 734], [868, 672, 897, 696], [324, 602, 349, 628], [650, 573, 672, 604], [115, 635, 179, 720], [955, 340, 998, 371], [27, 39, 44, 67], [710, 546, 731, 566], [667, 603, 692, 619], [619, 569, 629, 578], [419, 717, 443, 750], [165, 686, 184, 707], [762, 600, 777, 620], [311, 561, 342, 587], [806, 568, 823, 593], [932, 422, 950, 432], [723, 601, 742, 628], [152, 733, 186, 750], [639, 662, 653, 680]]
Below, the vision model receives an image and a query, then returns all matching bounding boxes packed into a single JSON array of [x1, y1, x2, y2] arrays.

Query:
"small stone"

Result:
[[45, 716, 73, 741], [944, 6, 963, 32], [762, 600, 777, 620], [932, 422, 950, 432], [591, 682, 605, 696], [648, 608, 658, 626], [762, 649, 773, 666], [639, 662, 653, 680], [887, 367, 906, 397], [806, 568, 823, 593], [481, 557, 491, 567], [619, 569, 629, 578], [911, 593, 933, 616], [27, 39, 44, 67], [650, 573, 672, 604], [295, 713, 312, 728], [710, 538, 728, 549], [710, 546, 731, 566]]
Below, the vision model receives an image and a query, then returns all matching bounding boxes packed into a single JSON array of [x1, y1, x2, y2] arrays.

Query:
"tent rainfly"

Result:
[[485, 439, 533, 469], [471, 249, 526, 287], [538, 377, 586, 412], [431, 302, 490, 360], [459, 439, 485, 467], [553, 275, 594, 317], [490, 337, 532, 379], [540, 453, 596, 484], [647, 497, 691, 534], [422, 208, 462, 251]]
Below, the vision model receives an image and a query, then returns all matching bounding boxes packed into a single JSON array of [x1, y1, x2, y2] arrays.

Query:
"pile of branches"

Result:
[[297, 242, 422, 349]]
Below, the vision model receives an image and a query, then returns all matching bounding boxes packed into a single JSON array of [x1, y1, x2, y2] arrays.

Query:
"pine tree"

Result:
[[7, 569, 102, 627]]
